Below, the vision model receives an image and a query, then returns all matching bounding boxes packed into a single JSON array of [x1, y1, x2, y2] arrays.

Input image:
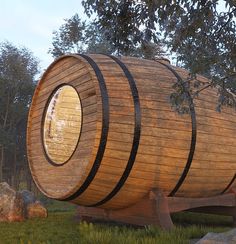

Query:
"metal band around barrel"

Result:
[[89, 55, 141, 207], [156, 61, 197, 197], [221, 174, 236, 194], [62, 54, 109, 201]]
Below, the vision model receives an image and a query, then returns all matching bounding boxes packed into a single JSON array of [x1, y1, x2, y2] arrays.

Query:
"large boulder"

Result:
[[0, 182, 24, 222], [196, 228, 236, 244], [0, 182, 47, 222]]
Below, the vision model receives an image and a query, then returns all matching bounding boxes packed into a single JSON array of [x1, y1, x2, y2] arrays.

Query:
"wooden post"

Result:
[[78, 189, 174, 230]]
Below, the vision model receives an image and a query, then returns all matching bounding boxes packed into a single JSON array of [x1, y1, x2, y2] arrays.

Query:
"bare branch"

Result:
[[192, 81, 214, 98], [215, 8, 236, 40]]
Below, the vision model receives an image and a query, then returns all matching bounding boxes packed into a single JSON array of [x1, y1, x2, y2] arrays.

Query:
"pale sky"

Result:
[[0, 0, 229, 73], [0, 0, 87, 71]]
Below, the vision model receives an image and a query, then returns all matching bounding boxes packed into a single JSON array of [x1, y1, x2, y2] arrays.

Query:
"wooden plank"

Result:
[[27, 54, 236, 210], [43, 57, 79, 80]]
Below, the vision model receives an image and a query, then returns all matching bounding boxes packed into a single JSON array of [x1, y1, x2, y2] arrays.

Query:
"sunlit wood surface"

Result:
[[27, 54, 236, 210]]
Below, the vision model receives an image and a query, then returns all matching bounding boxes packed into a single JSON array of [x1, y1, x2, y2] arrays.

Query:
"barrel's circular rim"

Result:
[[27, 54, 100, 200], [41, 83, 83, 167]]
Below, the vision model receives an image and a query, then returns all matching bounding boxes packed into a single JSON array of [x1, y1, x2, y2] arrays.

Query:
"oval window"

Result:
[[43, 85, 82, 165]]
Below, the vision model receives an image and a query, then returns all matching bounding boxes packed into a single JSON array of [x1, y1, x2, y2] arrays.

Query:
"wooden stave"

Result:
[[27, 54, 236, 210], [27, 55, 101, 199]]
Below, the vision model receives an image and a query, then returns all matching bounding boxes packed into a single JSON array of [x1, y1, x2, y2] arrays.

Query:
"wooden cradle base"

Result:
[[77, 189, 236, 230]]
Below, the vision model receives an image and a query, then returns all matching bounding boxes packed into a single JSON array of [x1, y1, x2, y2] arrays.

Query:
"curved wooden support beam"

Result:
[[168, 193, 236, 213], [78, 190, 174, 230], [77, 189, 236, 230]]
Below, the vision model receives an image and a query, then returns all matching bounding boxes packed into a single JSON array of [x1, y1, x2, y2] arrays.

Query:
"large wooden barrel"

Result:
[[27, 54, 236, 210]]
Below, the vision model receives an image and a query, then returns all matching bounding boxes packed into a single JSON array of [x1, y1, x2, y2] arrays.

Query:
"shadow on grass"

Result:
[[172, 211, 233, 228]]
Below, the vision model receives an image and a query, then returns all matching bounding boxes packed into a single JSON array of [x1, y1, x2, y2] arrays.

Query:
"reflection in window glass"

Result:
[[43, 85, 82, 164]]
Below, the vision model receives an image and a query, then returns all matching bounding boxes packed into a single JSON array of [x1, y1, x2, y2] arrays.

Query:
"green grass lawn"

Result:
[[0, 200, 233, 244]]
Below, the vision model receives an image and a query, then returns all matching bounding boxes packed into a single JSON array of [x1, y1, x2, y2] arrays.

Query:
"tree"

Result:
[[0, 41, 39, 188], [49, 14, 87, 57], [131, 41, 165, 59], [85, 22, 113, 55], [83, 1, 160, 55], [49, 13, 164, 59], [82, 0, 236, 108]]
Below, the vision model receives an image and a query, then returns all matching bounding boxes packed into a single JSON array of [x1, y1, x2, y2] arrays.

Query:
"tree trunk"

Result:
[[15, 169, 21, 191], [26, 167, 32, 191], [0, 92, 10, 183], [0, 146, 4, 182], [3, 92, 10, 128], [12, 147, 18, 190]]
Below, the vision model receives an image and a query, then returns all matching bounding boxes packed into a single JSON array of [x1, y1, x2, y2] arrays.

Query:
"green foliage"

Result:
[[82, 0, 160, 56], [0, 209, 231, 244], [49, 14, 87, 57], [48, 14, 114, 58], [0, 41, 39, 185], [82, 0, 236, 109], [49, 13, 164, 59], [160, 0, 236, 109], [85, 22, 113, 55], [134, 42, 165, 60]]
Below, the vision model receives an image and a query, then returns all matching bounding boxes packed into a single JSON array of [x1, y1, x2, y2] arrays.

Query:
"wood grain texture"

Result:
[[27, 55, 101, 199], [27, 54, 236, 210]]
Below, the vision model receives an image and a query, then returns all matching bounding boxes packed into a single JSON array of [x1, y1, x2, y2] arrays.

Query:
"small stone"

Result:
[[20, 190, 36, 205], [26, 201, 47, 219]]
